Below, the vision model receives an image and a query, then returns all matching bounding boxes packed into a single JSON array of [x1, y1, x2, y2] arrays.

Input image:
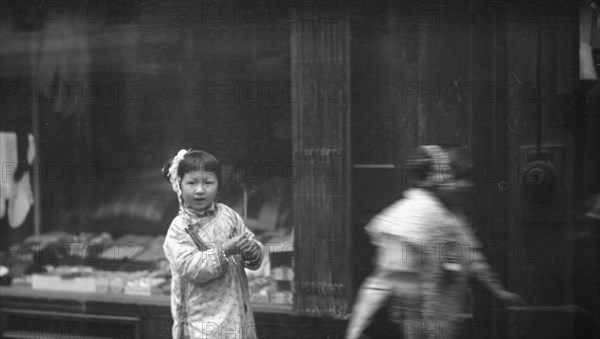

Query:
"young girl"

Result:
[[162, 149, 264, 339]]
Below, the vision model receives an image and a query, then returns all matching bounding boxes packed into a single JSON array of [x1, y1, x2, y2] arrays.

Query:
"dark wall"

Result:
[[349, 1, 591, 333]]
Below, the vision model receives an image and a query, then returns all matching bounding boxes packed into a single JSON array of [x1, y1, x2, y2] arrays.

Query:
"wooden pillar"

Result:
[[290, 3, 352, 319]]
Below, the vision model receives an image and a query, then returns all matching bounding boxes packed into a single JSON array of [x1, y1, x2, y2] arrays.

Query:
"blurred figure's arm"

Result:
[[466, 250, 524, 306]]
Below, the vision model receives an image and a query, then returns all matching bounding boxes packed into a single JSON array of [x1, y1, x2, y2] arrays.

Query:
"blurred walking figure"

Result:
[[346, 145, 523, 339]]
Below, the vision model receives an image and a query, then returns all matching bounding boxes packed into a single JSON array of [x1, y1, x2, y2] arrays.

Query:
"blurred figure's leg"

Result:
[[389, 296, 424, 339], [345, 275, 392, 339]]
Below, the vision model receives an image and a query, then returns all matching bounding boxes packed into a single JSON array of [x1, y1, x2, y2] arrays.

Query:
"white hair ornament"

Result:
[[168, 149, 189, 196]]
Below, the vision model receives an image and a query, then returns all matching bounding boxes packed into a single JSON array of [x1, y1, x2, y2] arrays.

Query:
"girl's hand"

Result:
[[223, 233, 245, 256], [239, 233, 261, 261]]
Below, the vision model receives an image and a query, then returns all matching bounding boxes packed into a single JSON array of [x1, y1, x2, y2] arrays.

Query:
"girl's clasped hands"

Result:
[[223, 232, 261, 261]]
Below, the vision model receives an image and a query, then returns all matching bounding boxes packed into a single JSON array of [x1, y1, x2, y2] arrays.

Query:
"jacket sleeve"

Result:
[[452, 222, 507, 295], [163, 219, 229, 284], [464, 248, 506, 295], [365, 218, 420, 273], [233, 212, 264, 270]]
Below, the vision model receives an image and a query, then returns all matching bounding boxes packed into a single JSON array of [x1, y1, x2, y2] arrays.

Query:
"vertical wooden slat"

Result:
[[291, 3, 351, 318], [417, 18, 428, 144], [30, 29, 42, 236]]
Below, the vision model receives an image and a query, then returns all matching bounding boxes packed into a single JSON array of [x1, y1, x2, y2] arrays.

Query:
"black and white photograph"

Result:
[[1, 0, 599, 338]]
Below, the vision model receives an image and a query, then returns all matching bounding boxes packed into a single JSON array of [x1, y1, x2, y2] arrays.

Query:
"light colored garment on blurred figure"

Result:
[[346, 188, 501, 339]]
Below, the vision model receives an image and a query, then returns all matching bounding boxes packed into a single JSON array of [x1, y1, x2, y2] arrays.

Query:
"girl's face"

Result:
[[180, 170, 219, 213]]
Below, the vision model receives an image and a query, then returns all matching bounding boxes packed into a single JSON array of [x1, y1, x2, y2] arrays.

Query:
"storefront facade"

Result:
[[2, 0, 597, 338]]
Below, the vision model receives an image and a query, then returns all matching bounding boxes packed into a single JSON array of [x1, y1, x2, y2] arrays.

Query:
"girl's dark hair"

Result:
[[405, 146, 433, 184], [404, 144, 472, 186], [162, 150, 222, 189]]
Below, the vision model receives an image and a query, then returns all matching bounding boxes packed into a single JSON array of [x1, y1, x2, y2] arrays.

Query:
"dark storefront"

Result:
[[1, 0, 598, 338]]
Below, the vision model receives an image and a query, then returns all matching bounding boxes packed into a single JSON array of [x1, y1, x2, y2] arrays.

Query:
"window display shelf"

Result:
[[1, 285, 296, 339], [0, 285, 292, 314], [3, 331, 116, 339]]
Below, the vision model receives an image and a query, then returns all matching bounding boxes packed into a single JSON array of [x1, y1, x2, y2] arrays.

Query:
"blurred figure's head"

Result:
[[405, 144, 475, 211]]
